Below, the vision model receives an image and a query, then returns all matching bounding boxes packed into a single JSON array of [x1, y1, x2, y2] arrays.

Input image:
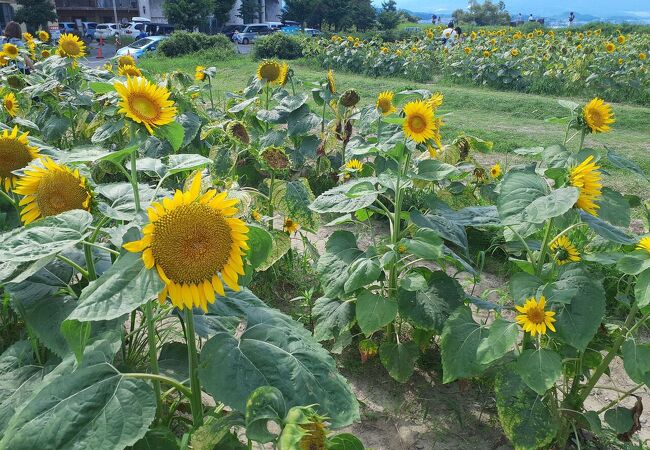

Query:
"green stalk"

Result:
[[130, 151, 141, 213], [535, 218, 554, 276], [265, 84, 270, 133], [123, 372, 192, 398], [321, 99, 327, 134], [207, 76, 215, 110], [144, 301, 163, 422], [0, 189, 19, 212], [83, 244, 97, 281], [184, 308, 204, 426], [577, 130, 586, 151], [56, 254, 89, 278], [267, 171, 275, 230], [377, 116, 382, 143]]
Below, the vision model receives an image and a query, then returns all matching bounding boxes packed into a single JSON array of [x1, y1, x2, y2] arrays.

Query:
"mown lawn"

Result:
[[139, 52, 650, 198]]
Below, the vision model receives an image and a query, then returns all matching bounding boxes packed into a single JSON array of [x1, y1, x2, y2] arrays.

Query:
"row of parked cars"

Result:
[[223, 21, 321, 45], [55, 19, 174, 41]]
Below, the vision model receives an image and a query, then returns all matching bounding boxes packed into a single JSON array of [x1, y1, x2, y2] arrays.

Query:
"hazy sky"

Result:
[[374, 0, 650, 17]]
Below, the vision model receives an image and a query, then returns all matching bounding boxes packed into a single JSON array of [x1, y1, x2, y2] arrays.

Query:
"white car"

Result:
[[119, 22, 147, 37], [95, 23, 120, 40]]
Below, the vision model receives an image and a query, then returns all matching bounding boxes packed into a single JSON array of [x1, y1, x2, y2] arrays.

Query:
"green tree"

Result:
[[163, 0, 213, 31], [282, 0, 323, 28], [378, 0, 400, 30], [214, 0, 236, 28], [238, 0, 262, 23], [452, 0, 510, 26], [13, 0, 57, 32], [350, 0, 376, 31]]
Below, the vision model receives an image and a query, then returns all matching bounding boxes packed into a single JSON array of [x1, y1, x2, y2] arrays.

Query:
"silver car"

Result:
[[233, 23, 273, 45]]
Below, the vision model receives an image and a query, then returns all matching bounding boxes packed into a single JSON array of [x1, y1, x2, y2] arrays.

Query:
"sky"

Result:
[[374, 0, 650, 17]]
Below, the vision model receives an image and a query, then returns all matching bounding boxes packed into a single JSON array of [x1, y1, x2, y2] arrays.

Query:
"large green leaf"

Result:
[[635, 268, 650, 308], [495, 367, 559, 450], [327, 434, 365, 450], [497, 171, 548, 239], [256, 230, 291, 272], [190, 413, 245, 450], [0, 363, 156, 450], [344, 257, 381, 293], [510, 272, 542, 305], [246, 225, 273, 270], [440, 306, 489, 383], [398, 271, 464, 333], [410, 210, 467, 250], [132, 427, 179, 450], [617, 251, 650, 275], [476, 318, 519, 365], [198, 289, 359, 428], [597, 187, 630, 228], [579, 211, 636, 245], [0, 210, 93, 263], [516, 349, 562, 395], [378, 341, 419, 383], [622, 340, 650, 384], [523, 187, 579, 224], [166, 154, 212, 175], [313, 297, 355, 341], [310, 179, 378, 214], [355, 290, 397, 336], [316, 231, 363, 298], [269, 179, 320, 232], [404, 228, 443, 260], [245, 386, 286, 443], [155, 121, 185, 151], [68, 252, 163, 322], [414, 159, 458, 181]]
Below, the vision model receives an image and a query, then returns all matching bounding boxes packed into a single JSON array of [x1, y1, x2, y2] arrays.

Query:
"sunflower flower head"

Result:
[[510, 48, 519, 57], [344, 159, 363, 173], [57, 33, 86, 58], [490, 163, 501, 178], [251, 210, 262, 222], [226, 120, 250, 145], [340, 89, 360, 108], [3, 92, 18, 117], [427, 92, 444, 110], [549, 235, 581, 265], [124, 173, 249, 311], [38, 30, 50, 42], [298, 420, 328, 450], [117, 54, 136, 67], [195, 65, 206, 81], [515, 296, 556, 336], [3, 43, 19, 59], [326, 69, 336, 94], [0, 126, 40, 192], [582, 97, 615, 133], [637, 237, 650, 253], [260, 146, 290, 171], [284, 217, 300, 234], [114, 76, 177, 134], [402, 100, 437, 144], [118, 64, 142, 77], [605, 42, 616, 53], [40, 49, 51, 59], [257, 60, 283, 84], [376, 91, 396, 115], [14, 157, 92, 224], [569, 155, 602, 216]]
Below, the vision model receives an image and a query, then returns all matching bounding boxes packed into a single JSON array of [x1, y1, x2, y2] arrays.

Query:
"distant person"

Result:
[[432, 14, 437, 24], [517, 13, 523, 23], [2, 21, 34, 72], [528, 14, 535, 22], [568, 12, 575, 26], [454, 27, 463, 44], [442, 21, 455, 41]]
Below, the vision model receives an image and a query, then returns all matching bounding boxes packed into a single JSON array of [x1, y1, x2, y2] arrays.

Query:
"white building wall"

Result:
[[140, 0, 281, 26]]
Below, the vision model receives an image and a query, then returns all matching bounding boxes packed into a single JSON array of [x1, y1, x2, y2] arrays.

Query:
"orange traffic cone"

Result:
[[97, 37, 104, 59]]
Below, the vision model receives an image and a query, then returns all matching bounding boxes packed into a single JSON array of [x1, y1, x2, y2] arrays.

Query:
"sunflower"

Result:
[[549, 235, 580, 265], [640, 53, 647, 60], [617, 35, 626, 45], [0, 127, 40, 192], [40, 49, 51, 59], [195, 65, 206, 81], [22, 32, 33, 42], [124, 173, 249, 311], [490, 163, 501, 178], [637, 237, 650, 253], [402, 100, 437, 144], [345, 159, 363, 172], [464, 47, 471, 54], [510, 48, 519, 57], [14, 157, 91, 224], [57, 33, 86, 58], [118, 64, 142, 77], [256, 60, 282, 84], [283, 217, 300, 234], [38, 30, 49, 42], [569, 155, 602, 216], [427, 145, 437, 159], [3, 92, 18, 117], [251, 210, 262, 222], [3, 43, 19, 59], [277, 62, 289, 86], [582, 97, 615, 133], [226, 120, 250, 145], [427, 92, 444, 110], [326, 69, 336, 94], [376, 91, 396, 115], [515, 296, 556, 336], [483, 50, 491, 57], [298, 421, 327, 450], [117, 54, 136, 67], [605, 42, 616, 53], [114, 76, 177, 134]]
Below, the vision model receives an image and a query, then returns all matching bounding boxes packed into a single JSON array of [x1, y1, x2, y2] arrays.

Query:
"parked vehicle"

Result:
[[81, 22, 97, 39], [232, 23, 274, 45], [115, 35, 167, 59], [222, 24, 245, 41], [303, 28, 322, 37], [59, 22, 81, 38], [119, 22, 146, 37], [145, 23, 175, 36], [95, 23, 120, 40]]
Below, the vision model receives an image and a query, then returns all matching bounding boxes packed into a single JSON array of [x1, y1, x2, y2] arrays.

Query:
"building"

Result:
[[0, 0, 16, 29], [138, 0, 281, 26], [54, 0, 139, 23]]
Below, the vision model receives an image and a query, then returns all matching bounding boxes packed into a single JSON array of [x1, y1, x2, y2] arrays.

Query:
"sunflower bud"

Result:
[[7, 74, 24, 90], [359, 339, 378, 363], [340, 89, 360, 108], [298, 419, 328, 450]]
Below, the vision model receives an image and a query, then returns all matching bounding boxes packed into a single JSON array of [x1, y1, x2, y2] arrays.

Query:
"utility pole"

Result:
[[113, 0, 119, 24]]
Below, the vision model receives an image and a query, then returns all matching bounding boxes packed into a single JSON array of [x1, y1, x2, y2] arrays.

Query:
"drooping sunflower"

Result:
[[427, 92, 444, 110], [345, 159, 363, 172], [3, 43, 19, 59], [22, 32, 33, 42], [118, 64, 142, 77], [195, 65, 206, 81], [124, 173, 249, 311], [14, 157, 92, 224], [251, 210, 262, 222], [114, 76, 177, 134], [549, 235, 581, 265], [376, 91, 396, 115], [637, 237, 650, 253], [569, 155, 602, 216], [283, 217, 300, 234], [57, 33, 86, 59], [256, 60, 282, 84], [0, 127, 40, 192], [490, 163, 501, 178], [3, 92, 19, 117], [326, 69, 336, 94], [298, 420, 327, 450], [38, 30, 50, 42], [226, 120, 250, 145], [515, 296, 556, 337], [582, 97, 615, 133], [117, 54, 136, 67], [402, 100, 437, 144]]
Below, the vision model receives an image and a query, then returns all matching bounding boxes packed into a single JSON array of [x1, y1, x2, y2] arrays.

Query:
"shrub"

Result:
[[157, 31, 235, 57], [252, 33, 304, 60]]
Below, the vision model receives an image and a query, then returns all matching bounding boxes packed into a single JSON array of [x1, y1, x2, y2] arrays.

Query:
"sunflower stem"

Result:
[[207, 75, 215, 110], [577, 130, 586, 151], [83, 243, 97, 281], [130, 150, 141, 213], [144, 300, 163, 422], [123, 372, 192, 398], [267, 171, 275, 230], [184, 308, 204, 426], [0, 188, 19, 212], [56, 254, 89, 279], [535, 218, 554, 277]]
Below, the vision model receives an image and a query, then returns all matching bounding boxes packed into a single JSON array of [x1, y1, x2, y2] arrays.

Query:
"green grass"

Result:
[[139, 53, 650, 198]]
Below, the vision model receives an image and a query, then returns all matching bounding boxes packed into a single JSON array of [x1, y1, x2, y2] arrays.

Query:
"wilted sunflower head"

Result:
[[226, 120, 250, 145], [326, 69, 336, 94], [402, 100, 437, 144], [582, 97, 615, 133], [283, 217, 300, 234], [57, 33, 86, 58], [14, 157, 92, 224], [38, 30, 50, 42], [257, 60, 282, 84], [117, 54, 136, 67], [118, 64, 142, 77], [549, 235, 580, 265], [123, 173, 249, 311], [113, 76, 177, 134], [195, 65, 206, 81], [570, 155, 602, 216], [7, 74, 24, 90], [3, 43, 19, 59], [260, 146, 290, 171], [340, 89, 360, 108], [3, 92, 18, 117], [0, 126, 40, 192], [376, 91, 396, 115]]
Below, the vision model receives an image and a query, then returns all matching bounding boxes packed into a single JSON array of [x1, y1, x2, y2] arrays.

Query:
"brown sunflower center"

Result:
[[0, 139, 33, 178], [299, 423, 327, 450], [378, 98, 391, 113], [130, 95, 160, 120], [151, 203, 233, 285], [259, 63, 280, 82], [5, 99, 13, 110], [556, 248, 569, 261], [587, 109, 603, 127], [61, 40, 81, 56], [408, 114, 427, 133], [5, 45, 18, 56], [526, 306, 545, 325], [36, 170, 89, 217]]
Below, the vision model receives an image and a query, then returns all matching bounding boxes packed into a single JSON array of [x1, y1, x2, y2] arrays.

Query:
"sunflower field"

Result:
[[0, 30, 649, 450], [303, 26, 650, 104]]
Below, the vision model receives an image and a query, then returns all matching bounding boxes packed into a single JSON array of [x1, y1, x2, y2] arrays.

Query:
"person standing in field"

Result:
[[569, 12, 576, 26]]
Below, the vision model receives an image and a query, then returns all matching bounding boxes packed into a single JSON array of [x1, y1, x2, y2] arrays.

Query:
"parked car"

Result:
[[95, 23, 120, 40], [59, 22, 81, 38], [279, 25, 301, 35], [81, 22, 97, 39], [119, 22, 146, 37], [145, 23, 175, 36], [115, 35, 167, 59], [222, 24, 245, 41], [232, 23, 273, 45], [303, 28, 322, 37]]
